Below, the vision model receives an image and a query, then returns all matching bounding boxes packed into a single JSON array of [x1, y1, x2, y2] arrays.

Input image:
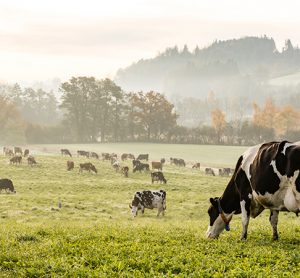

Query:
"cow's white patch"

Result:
[[281, 142, 294, 155], [270, 160, 283, 179], [252, 169, 300, 212], [241, 144, 262, 182]]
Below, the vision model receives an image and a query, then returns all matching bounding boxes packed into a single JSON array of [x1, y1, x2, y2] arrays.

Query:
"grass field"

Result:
[[0, 144, 300, 277]]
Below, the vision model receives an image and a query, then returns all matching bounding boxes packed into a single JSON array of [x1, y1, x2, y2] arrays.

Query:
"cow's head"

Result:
[[129, 195, 141, 217], [91, 165, 98, 173], [207, 197, 230, 239]]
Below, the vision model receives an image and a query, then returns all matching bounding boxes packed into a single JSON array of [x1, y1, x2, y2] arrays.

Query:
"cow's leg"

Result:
[[269, 210, 279, 240], [240, 197, 251, 240]]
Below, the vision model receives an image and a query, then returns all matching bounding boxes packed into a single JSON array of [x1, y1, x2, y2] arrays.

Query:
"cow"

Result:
[[192, 163, 201, 169], [151, 171, 167, 184], [10, 156, 22, 165], [160, 158, 166, 164], [136, 154, 149, 161], [170, 158, 185, 167], [14, 147, 22, 156], [121, 166, 129, 177], [90, 152, 99, 159], [67, 161, 74, 171], [151, 161, 163, 171], [121, 153, 135, 161], [61, 149, 72, 157], [24, 149, 30, 157], [205, 168, 215, 176], [112, 160, 121, 172], [132, 159, 141, 168], [3, 147, 13, 156], [77, 150, 89, 158], [129, 190, 166, 217], [207, 141, 300, 241], [133, 163, 150, 173], [79, 162, 97, 174], [218, 168, 231, 176], [0, 179, 16, 193], [27, 156, 37, 166]]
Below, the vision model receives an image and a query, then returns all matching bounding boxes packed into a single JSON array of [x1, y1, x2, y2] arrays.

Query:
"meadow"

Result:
[[0, 143, 300, 277]]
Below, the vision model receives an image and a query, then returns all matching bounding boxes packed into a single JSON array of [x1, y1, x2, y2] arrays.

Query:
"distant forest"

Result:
[[2, 36, 300, 145]]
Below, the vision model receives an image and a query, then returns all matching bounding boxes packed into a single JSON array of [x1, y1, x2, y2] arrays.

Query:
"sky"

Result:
[[1, 0, 300, 84]]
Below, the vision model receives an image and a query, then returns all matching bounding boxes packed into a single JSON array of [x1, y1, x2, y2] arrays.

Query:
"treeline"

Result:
[[1, 77, 300, 145]]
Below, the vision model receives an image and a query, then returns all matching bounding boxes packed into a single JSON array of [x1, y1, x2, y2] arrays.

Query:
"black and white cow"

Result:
[[129, 190, 166, 217], [151, 172, 167, 184], [207, 141, 300, 240]]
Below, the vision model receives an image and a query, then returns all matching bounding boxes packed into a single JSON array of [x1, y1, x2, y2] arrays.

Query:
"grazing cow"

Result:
[[205, 168, 215, 176], [24, 149, 30, 157], [121, 153, 135, 161], [192, 163, 201, 169], [129, 190, 166, 217], [170, 158, 185, 167], [3, 147, 13, 156], [121, 166, 129, 177], [112, 160, 121, 172], [61, 149, 72, 157], [27, 156, 37, 166], [151, 161, 163, 171], [132, 159, 141, 168], [10, 156, 22, 165], [207, 140, 300, 240], [79, 162, 97, 174], [136, 154, 149, 161], [77, 150, 89, 158], [218, 168, 231, 176], [160, 158, 166, 164], [67, 161, 74, 171], [0, 179, 16, 193], [151, 171, 167, 184], [133, 163, 150, 173], [14, 147, 22, 156], [90, 152, 99, 159]]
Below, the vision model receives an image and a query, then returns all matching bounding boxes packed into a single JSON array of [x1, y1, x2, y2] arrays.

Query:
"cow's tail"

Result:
[[162, 190, 167, 210]]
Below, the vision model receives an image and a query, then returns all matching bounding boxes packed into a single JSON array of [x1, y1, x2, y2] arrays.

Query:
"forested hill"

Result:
[[115, 36, 300, 99]]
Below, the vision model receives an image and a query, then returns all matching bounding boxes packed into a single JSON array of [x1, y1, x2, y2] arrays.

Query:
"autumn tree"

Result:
[[211, 108, 226, 143]]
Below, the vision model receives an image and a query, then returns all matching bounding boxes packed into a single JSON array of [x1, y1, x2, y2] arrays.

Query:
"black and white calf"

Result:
[[129, 190, 166, 217], [207, 141, 300, 240]]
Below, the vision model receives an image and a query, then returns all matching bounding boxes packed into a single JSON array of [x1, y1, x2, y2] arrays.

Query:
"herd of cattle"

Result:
[[3, 141, 300, 240]]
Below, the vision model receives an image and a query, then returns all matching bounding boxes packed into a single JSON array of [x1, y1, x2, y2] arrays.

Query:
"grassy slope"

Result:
[[0, 146, 299, 277]]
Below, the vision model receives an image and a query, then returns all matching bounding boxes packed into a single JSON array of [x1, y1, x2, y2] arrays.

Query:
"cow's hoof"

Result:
[[240, 234, 247, 240], [272, 234, 279, 241]]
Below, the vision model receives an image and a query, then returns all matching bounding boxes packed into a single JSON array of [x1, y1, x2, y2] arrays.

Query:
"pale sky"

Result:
[[1, 0, 300, 83]]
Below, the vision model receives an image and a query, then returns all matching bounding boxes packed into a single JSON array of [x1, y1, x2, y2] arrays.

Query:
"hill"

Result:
[[115, 36, 300, 99]]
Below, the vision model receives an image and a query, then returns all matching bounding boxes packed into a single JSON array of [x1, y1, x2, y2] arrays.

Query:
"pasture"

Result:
[[0, 144, 300, 277]]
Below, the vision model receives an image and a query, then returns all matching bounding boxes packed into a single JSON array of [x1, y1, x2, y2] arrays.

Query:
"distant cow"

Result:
[[79, 162, 97, 174], [90, 152, 99, 159], [151, 171, 167, 184], [112, 160, 121, 172], [24, 149, 30, 157], [133, 163, 150, 173], [219, 168, 231, 176], [205, 168, 215, 176], [192, 163, 201, 169], [0, 179, 16, 193], [14, 147, 22, 156], [160, 158, 166, 164], [27, 156, 37, 166], [170, 158, 185, 167], [121, 153, 135, 161], [121, 166, 129, 177], [61, 149, 72, 157], [132, 159, 141, 168], [77, 150, 89, 158], [151, 161, 163, 171], [130, 190, 166, 217], [3, 147, 13, 156], [10, 156, 22, 165], [136, 154, 149, 161], [67, 161, 74, 171]]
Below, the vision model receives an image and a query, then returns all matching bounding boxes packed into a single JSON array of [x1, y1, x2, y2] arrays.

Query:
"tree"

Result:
[[211, 108, 226, 143]]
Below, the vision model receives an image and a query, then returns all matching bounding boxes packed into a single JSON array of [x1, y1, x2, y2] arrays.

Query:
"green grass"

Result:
[[0, 144, 300, 277]]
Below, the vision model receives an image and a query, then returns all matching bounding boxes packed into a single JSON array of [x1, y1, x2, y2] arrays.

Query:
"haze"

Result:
[[1, 0, 300, 83]]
